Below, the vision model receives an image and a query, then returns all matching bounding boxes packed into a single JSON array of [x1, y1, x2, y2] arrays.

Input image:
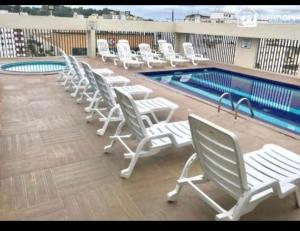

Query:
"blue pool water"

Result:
[[1, 61, 66, 73], [139, 68, 300, 135]]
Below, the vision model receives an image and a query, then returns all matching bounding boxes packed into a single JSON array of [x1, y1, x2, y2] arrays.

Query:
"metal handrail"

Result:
[[234, 98, 254, 119], [217, 92, 235, 112]]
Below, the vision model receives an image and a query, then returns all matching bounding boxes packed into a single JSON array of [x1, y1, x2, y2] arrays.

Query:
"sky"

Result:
[[67, 5, 300, 22], [27, 5, 300, 22]]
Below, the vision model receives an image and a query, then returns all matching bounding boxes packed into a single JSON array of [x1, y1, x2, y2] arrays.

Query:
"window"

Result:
[[72, 48, 87, 56], [241, 39, 251, 49]]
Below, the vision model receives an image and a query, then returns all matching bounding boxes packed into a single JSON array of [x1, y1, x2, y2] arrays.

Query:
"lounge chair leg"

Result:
[[70, 86, 80, 98], [167, 153, 197, 202], [120, 139, 150, 179], [120, 153, 139, 179], [192, 60, 197, 66], [76, 87, 87, 104], [295, 187, 300, 208], [84, 92, 98, 113], [147, 61, 152, 69], [143, 92, 150, 100], [62, 78, 69, 86], [97, 107, 119, 136], [165, 109, 176, 123], [170, 60, 176, 67], [76, 92, 84, 104], [218, 195, 252, 221], [56, 72, 65, 82], [86, 99, 101, 122], [104, 120, 126, 153], [71, 79, 85, 98], [113, 59, 118, 66], [64, 82, 72, 91]]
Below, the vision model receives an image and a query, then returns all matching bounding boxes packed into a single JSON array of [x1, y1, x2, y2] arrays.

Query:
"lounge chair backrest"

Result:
[[97, 39, 110, 54], [138, 43, 153, 60], [183, 42, 195, 59], [188, 114, 249, 199], [69, 55, 83, 79], [158, 40, 166, 53], [117, 42, 132, 61], [80, 61, 98, 90], [118, 39, 129, 44], [161, 43, 176, 59], [61, 52, 72, 69], [93, 71, 117, 112], [115, 88, 148, 142]]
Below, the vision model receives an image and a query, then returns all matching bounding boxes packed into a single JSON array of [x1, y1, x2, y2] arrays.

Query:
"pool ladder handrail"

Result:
[[234, 97, 254, 119], [217, 92, 235, 112]]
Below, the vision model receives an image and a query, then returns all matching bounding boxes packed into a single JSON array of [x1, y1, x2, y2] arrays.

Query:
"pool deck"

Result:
[[0, 56, 300, 220]]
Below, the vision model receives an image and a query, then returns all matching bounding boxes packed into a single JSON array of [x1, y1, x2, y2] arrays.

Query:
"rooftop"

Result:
[[0, 13, 300, 220], [0, 57, 300, 220]]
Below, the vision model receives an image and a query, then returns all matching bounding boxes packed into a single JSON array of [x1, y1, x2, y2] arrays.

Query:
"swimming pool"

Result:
[[139, 68, 300, 136], [0, 61, 66, 74]]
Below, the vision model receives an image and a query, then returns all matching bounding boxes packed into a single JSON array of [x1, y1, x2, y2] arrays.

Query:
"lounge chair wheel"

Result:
[[70, 92, 76, 98], [104, 141, 115, 153], [86, 115, 93, 122], [84, 107, 91, 113], [76, 98, 82, 104], [167, 190, 179, 202], [96, 129, 105, 136], [215, 213, 233, 221], [120, 169, 131, 179]]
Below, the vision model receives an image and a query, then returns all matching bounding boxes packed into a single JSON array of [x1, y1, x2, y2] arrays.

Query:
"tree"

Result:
[[0, 5, 149, 20]]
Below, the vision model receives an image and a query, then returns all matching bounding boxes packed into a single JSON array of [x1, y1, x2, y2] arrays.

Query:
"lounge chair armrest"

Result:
[[195, 53, 204, 58], [148, 131, 176, 143], [132, 56, 140, 61], [246, 179, 280, 201], [175, 53, 184, 59], [110, 50, 115, 55], [141, 115, 153, 127]]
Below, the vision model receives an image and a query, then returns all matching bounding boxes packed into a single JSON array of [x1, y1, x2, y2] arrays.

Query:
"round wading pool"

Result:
[[0, 60, 66, 75]]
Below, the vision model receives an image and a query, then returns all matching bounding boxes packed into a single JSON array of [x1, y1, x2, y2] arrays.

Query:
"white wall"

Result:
[[234, 38, 260, 68], [1, 14, 300, 39], [0, 14, 299, 73]]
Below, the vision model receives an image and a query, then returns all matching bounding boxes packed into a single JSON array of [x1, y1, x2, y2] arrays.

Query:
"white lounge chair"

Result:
[[57, 49, 73, 82], [104, 88, 191, 179], [115, 42, 144, 70], [78, 61, 130, 113], [89, 71, 178, 136], [117, 39, 138, 57], [157, 39, 166, 54], [167, 114, 300, 221], [138, 43, 166, 68], [161, 43, 189, 67], [182, 42, 210, 65], [66, 56, 113, 95], [97, 39, 118, 62]]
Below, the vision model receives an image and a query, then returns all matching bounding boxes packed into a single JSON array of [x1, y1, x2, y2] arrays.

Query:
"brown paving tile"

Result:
[[63, 182, 144, 220], [0, 199, 65, 220], [51, 157, 117, 197], [0, 57, 299, 220], [40, 127, 84, 145], [0, 169, 58, 213], [0, 132, 43, 154]]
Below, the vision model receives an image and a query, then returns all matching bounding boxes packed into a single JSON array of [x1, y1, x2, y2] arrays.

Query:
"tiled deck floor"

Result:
[[0, 57, 300, 220]]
